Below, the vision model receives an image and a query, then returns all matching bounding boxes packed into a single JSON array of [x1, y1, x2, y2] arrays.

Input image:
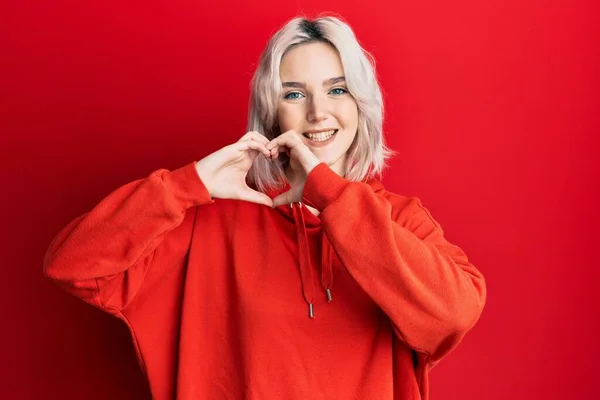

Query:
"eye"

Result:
[[284, 91, 304, 100], [329, 87, 349, 96]]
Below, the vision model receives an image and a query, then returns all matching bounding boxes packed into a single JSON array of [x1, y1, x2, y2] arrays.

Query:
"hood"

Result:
[[264, 176, 385, 319]]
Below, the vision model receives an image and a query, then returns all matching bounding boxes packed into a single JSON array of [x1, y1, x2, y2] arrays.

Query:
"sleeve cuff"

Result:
[[302, 163, 349, 211], [163, 161, 214, 209]]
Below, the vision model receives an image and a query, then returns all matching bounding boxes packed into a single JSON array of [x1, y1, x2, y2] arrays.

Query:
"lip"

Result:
[[301, 129, 338, 148]]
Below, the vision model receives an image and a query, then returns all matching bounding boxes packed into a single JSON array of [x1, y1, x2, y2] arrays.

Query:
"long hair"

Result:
[[246, 15, 394, 192]]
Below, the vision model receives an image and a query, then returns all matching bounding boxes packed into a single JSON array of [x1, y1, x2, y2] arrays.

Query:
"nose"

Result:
[[306, 93, 328, 123]]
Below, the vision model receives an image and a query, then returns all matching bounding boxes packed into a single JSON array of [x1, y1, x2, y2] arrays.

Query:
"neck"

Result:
[[284, 160, 345, 183], [284, 162, 344, 217]]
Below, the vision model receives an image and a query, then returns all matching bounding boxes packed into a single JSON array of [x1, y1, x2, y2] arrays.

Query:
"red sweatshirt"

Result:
[[43, 161, 486, 400]]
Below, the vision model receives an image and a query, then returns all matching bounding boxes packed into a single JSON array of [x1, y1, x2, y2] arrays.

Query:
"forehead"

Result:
[[279, 42, 344, 83]]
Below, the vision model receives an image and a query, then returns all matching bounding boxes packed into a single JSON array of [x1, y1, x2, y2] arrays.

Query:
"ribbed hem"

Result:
[[302, 163, 348, 211], [163, 161, 214, 209]]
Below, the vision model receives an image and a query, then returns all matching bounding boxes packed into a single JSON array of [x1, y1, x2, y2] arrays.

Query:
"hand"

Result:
[[266, 130, 321, 207], [195, 131, 277, 207]]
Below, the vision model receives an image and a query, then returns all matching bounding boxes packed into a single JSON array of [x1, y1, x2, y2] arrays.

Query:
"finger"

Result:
[[266, 140, 279, 159], [268, 144, 279, 158], [271, 147, 279, 159], [234, 139, 270, 158], [239, 131, 269, 146], [271, 140, 296, 158], [266, 130, 297, 148], [272, 191, 294, 208], [240, 187, 274, 207], [269, 135, 320, 173], [268, 134, 303, 151], [243, 132, 274, 159], [249, 133, 270, 147]]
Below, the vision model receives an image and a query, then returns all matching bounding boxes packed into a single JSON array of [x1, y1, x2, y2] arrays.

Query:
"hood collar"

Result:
[[265, 177, 385, 221], [263, 176, 385, 319]]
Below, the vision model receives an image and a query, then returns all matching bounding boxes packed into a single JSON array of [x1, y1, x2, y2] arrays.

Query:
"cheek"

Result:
[[277, 105, 301, 129], [338, 101, 359, 129]]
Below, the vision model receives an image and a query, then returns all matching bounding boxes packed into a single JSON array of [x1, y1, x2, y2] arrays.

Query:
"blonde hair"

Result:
[[247, 14, 394, 192]]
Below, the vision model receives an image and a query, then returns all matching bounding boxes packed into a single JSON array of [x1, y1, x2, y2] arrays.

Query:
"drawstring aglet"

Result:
[[326, 289, 333, 303], [308, 303, 315, 319]]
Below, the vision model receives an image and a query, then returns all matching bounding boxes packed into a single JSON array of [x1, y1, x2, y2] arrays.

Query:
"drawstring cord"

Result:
[[321, 234, 334, 303], [290, 202, 334, 319], [291, 202, 315, 318]]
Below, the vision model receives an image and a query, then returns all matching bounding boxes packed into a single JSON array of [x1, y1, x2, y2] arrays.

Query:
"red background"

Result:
[[1, 0, 599, 399]]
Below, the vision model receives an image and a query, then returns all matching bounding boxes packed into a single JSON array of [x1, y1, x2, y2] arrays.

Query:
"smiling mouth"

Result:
[[303, 129, 338, 142]]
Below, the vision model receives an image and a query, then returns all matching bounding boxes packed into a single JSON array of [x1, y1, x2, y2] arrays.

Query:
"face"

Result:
[[277, 41, 359, 176]]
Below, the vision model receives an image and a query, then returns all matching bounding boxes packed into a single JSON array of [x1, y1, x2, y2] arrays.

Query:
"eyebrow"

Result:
[[282, 76, 346, 88]]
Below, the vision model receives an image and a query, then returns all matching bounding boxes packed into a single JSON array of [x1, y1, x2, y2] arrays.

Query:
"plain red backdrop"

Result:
[[1, 0, 599, 399]]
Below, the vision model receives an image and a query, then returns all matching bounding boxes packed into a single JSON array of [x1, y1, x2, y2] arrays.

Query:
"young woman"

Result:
[[44, 15, 486, 400]]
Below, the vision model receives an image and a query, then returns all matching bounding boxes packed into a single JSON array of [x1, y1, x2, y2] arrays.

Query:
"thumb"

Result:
[[239, 187, 274, 207], [272, 190, 295, 208]]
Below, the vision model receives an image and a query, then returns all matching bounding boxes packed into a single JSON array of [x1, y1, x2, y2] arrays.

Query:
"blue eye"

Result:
[[329, 87, 348, 96], [284, 91, 304, 100]]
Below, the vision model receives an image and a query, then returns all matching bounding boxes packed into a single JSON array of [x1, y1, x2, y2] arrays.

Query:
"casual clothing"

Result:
[[44, 161, 486, 399]]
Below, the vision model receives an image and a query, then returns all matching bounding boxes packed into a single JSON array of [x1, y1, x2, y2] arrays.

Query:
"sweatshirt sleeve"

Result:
[[302, 163, 487, 364], [43, 161, 214, 314]]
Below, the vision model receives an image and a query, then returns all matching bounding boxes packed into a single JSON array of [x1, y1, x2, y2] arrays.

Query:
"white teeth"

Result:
[[306, 130, 336, 141]]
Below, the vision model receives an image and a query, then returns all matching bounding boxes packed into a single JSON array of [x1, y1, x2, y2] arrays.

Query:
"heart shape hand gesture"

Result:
[[266, 130, 321, 207], [195, 130, 320, 208]]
